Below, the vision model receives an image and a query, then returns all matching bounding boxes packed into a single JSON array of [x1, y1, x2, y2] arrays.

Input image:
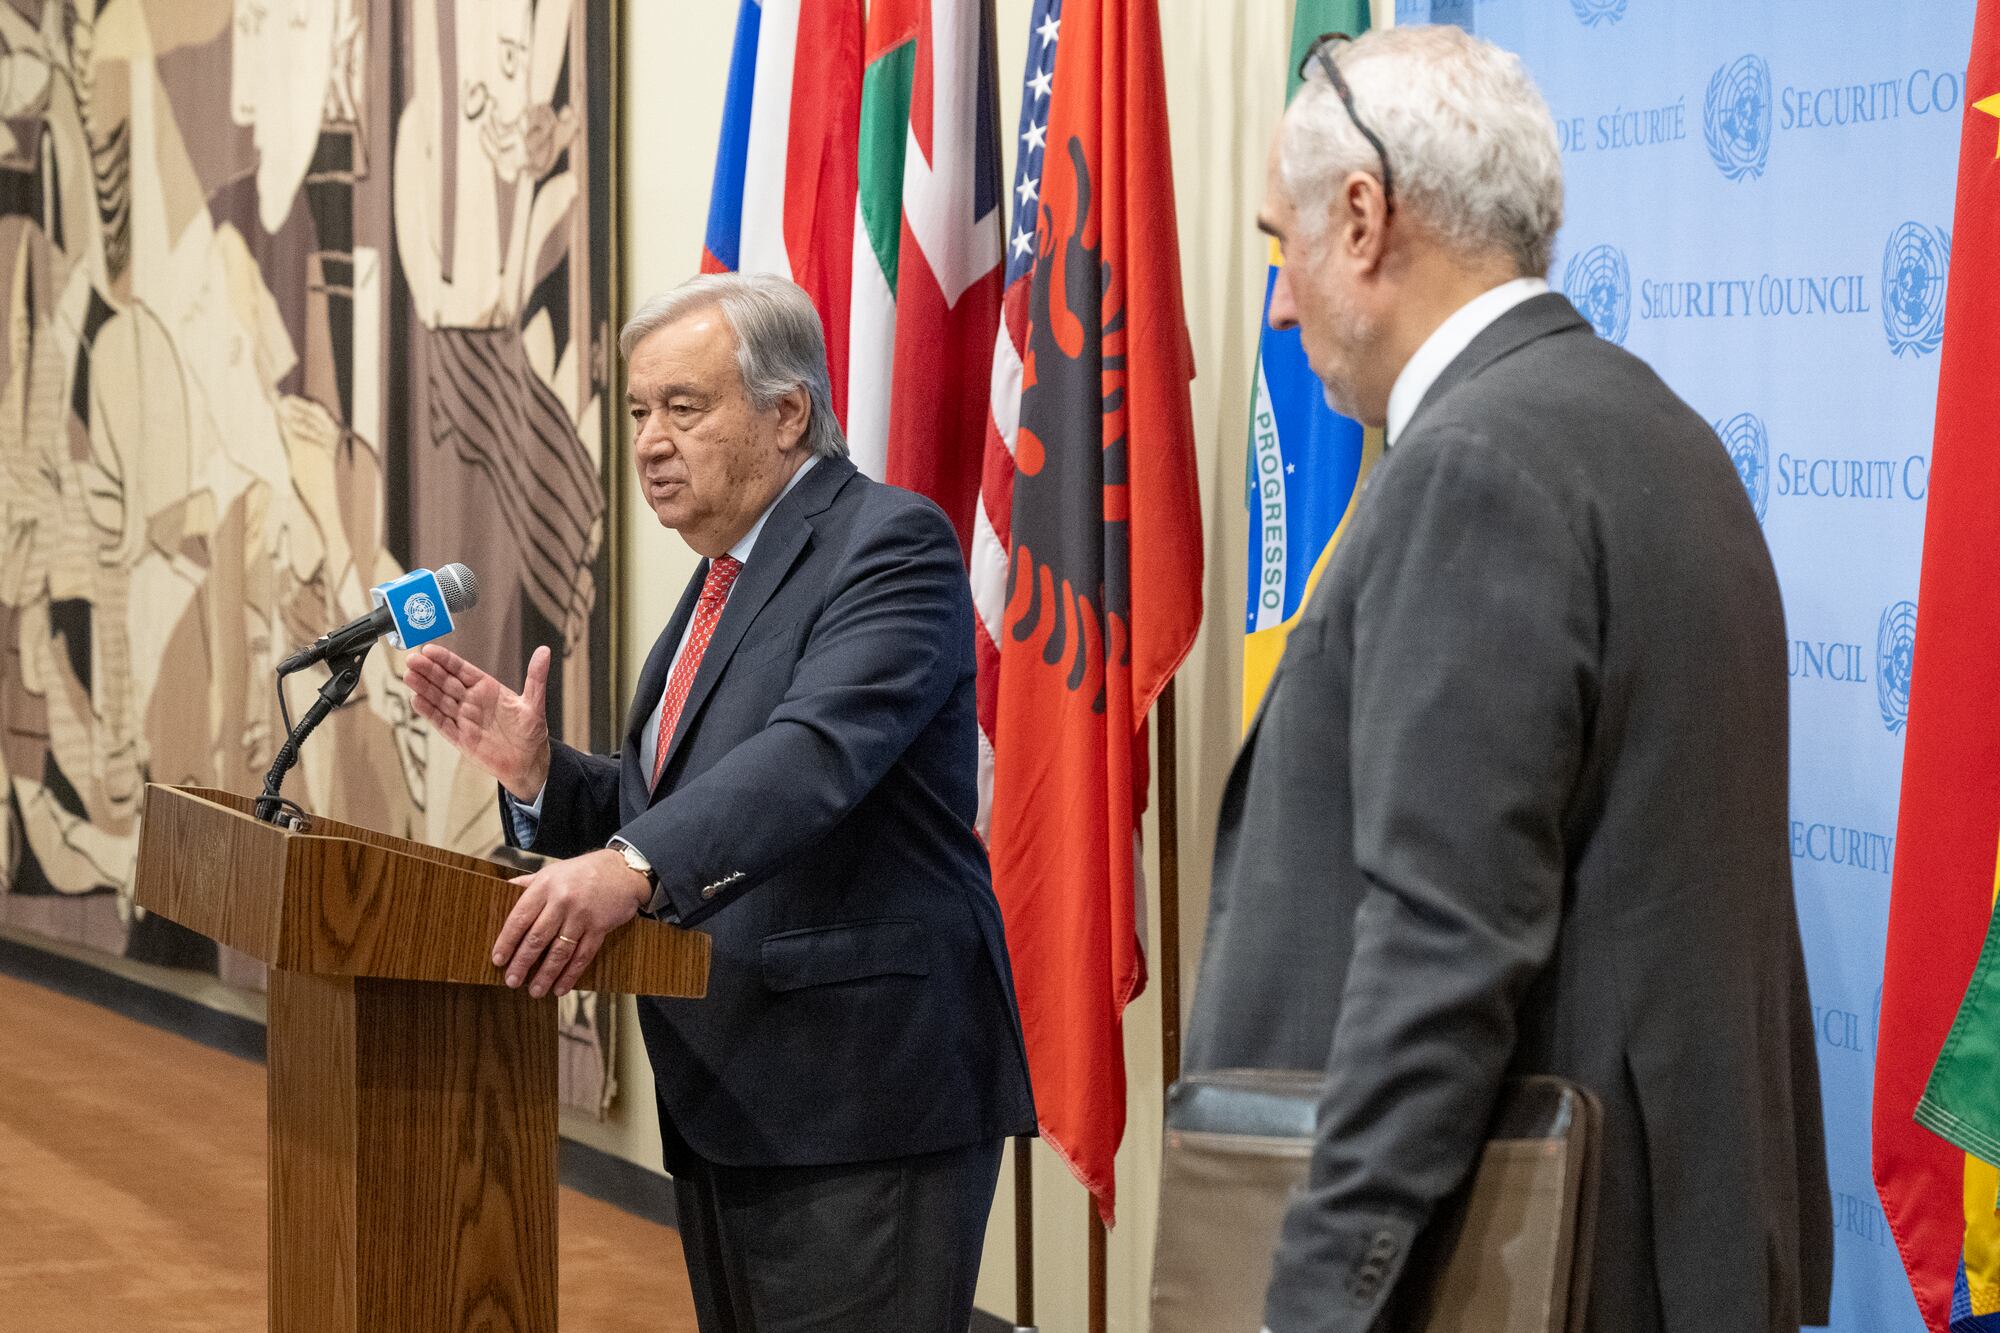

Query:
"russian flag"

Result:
[[701, 0, 864, 424]]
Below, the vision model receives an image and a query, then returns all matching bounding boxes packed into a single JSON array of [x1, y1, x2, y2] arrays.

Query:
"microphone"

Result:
[[277, 563, 480, 674]]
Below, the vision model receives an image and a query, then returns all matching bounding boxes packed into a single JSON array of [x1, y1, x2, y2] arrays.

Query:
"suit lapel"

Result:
[[651, 456, 859, 791], [1401, 293, 1590, 443]]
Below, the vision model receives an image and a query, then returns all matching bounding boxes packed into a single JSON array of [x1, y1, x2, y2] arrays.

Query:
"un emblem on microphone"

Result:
[[1704, 55, 1772, 181], [404, 591, 438, 631], [1876, 599, 1917, 734], [1570, 0, 1628, 26], [1713, 412, 1769, 523], [1562, 244, 1631, 345], [1882, 222, 1950, 357]]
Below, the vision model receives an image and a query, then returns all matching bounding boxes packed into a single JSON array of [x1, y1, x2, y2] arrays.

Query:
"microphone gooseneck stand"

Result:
[[254, 646, 370, 826]]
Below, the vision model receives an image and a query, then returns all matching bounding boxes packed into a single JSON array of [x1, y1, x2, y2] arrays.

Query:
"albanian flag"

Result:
[[985, 0, 1203, 1226]]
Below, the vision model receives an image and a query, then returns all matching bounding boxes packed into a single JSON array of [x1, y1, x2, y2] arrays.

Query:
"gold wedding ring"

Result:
[[556, 934, 579, 945]]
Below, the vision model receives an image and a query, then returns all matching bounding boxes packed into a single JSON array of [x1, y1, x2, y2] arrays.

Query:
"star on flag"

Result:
[[1977, 91, 2000, 157]]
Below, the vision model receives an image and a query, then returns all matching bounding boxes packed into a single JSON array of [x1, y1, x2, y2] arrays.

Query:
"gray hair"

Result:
[[618, 272, 848, 459], [1280, 25, 1564, 278]]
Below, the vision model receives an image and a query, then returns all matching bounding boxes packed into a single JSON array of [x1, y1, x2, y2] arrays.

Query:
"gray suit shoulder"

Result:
[[1393, 319, 1759, 560]]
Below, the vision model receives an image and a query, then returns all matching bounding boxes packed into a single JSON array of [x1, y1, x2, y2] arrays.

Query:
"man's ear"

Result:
[[775, 385, 812, 452], [1342, 170, 1392, 275]]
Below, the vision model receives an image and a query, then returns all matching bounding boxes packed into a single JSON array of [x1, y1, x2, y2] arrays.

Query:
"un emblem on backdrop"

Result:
[[1562, 244, 1631, 344], [1713, 412, 1769, 522], [1570, 0, 1628, 26], [1704, 55, 1773, 181], [1882, 222, 1951, 357], [1876, 600, 1917, 734]]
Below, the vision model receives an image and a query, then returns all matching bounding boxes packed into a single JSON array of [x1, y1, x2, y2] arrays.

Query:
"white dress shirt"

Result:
[[509, 454, 819, 840], [1383, 276, 1550, 448]]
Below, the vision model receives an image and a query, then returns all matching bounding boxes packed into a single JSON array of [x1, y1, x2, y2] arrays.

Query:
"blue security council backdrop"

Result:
[[1392, 1, 1978, 1328]]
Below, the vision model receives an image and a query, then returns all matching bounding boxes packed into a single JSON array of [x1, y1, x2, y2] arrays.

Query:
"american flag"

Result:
[[971, 0, 1064, 831]]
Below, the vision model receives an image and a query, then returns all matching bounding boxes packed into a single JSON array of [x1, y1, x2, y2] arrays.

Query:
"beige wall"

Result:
[[601, 3, 1318, 1329]]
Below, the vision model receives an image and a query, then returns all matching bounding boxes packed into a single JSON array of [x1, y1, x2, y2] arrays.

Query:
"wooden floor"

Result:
[[0, 969, 700, 1332]]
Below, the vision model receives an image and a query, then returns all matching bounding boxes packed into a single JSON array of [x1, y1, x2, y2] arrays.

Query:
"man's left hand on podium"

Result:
[[493, 848, 652, 998]]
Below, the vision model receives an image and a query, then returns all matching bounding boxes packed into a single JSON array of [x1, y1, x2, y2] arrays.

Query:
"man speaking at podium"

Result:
[[405, 272, 1035, 1333]]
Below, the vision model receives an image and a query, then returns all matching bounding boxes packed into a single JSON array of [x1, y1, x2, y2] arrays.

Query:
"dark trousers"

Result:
[[669, 1134, 1004, 1333]]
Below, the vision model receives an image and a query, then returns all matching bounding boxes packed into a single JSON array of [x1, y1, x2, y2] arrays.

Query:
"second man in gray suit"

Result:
[[1183, 24, 1833, 1333]]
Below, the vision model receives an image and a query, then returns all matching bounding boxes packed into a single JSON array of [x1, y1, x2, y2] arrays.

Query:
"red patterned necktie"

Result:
[[651, 555, 742, 788]]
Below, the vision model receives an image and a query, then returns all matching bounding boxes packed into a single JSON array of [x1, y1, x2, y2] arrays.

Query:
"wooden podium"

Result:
[[132, 784, 710, 1333]]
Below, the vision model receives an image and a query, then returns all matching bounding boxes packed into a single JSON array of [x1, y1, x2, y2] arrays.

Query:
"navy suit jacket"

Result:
[[510, 456, 1036, 1169]]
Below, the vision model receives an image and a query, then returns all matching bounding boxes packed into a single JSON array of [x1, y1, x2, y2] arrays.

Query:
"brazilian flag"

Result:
[[1242, 0, 1381, 727]]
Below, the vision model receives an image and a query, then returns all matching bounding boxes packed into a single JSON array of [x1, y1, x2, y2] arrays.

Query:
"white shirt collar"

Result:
[[1384, 276, 1549, 447], [726, 454, 819, 565]]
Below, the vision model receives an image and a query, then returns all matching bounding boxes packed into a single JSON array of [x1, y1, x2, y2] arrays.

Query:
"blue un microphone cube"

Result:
[[371, 569, 456, 650]]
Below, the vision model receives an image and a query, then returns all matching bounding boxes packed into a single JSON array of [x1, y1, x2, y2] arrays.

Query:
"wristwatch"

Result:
[[610, 837, 656, 889]]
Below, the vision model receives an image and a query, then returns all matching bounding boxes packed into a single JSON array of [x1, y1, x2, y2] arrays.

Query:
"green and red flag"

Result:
[[846, 0, 1005, 552], [982, 0, 1203, 1225], [1872, 4, 2000, 1328]]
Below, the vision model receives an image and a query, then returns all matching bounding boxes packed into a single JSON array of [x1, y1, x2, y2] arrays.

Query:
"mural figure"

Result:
[[0, 0, 615, 1113]]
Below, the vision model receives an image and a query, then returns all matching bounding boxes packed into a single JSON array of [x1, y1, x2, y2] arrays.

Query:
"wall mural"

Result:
[[0, 0, 619, 1115]]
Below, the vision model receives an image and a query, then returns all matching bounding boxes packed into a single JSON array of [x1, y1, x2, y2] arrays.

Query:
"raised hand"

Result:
[[405, 643, 553, 802]]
